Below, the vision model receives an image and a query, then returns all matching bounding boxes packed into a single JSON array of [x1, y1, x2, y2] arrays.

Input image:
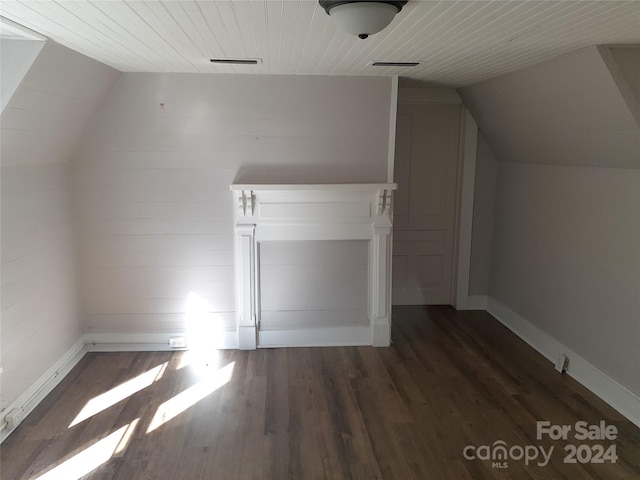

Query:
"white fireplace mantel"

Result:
[[230, 183, 397, 349]]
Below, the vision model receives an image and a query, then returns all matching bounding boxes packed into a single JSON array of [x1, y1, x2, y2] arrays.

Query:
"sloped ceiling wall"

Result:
[[459, 45, 640, 400], [459, 45, 640, 170], [1, 40, 119, 167], [609, 46, 640, 104], [0, 39, 44, 113], [1, 41, 118, 412]]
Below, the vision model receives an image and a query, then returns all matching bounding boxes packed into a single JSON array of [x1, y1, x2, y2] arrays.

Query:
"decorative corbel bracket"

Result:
[[378, 189, 393, 216], [238, 190, 255, 217]]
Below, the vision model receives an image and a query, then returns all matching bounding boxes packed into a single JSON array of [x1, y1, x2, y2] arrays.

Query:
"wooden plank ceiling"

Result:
[[1, 0, 639, 87]]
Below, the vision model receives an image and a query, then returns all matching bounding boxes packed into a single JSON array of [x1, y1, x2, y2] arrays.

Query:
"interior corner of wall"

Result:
[[596, 45, 640, 127], [0, 37, 45, 114]]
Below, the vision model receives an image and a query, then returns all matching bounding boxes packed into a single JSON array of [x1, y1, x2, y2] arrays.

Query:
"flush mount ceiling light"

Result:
[[319, 1, 408, 39]]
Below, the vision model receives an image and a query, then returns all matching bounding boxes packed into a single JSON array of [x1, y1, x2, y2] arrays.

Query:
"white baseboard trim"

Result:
[[1, 330, 239, 443], [486, 297, 640, 428], [258, 325, 372, 348], [84, 331, 239, 352], [1, 337, 87, 443], [466, 295, 488, 310]]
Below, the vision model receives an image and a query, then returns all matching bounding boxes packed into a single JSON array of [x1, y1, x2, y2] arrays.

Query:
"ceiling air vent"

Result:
[[210, 58, 262, 65], [371, 61, 419, 67]]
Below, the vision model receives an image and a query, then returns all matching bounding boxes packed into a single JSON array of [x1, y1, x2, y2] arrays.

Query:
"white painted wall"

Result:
[[0, 41, 119, 410], [609, 46, 640, 104], [0, 39, 44, 113], [490, 163, 640, 394], [460, 46, 639, 169], [1, 42, 119, 168], [1, 164, 78, 408], [72, 73, 392, 336], [460, 45, 640, 400]]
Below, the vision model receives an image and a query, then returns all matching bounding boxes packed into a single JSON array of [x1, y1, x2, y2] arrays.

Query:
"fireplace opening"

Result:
[[259, 240, 369, 331]]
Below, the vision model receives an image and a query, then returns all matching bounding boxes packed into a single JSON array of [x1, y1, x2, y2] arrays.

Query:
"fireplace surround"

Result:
[[231, 183, 397, 349]]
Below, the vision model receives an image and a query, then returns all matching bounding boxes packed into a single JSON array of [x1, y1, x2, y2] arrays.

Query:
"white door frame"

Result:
[[452, 109, 478, 310], [393, 88, 479, 309]]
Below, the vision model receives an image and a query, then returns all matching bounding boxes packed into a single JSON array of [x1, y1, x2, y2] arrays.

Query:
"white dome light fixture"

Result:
[[319, 1, 408, 39]]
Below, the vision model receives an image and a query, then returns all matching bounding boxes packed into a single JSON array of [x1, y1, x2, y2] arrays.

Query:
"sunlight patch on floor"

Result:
[[32, 419, 138, 480], [146, 361, 235, 434], [114, 418, 139, 455], [69, 362, 168, 428], [175, 349, 225, 374]]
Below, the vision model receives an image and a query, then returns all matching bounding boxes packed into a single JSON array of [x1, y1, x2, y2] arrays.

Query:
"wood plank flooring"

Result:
[[2, 306, 639, 479]]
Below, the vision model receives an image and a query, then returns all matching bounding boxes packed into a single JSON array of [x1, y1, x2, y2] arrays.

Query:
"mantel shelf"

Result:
[[230, 183, 397, 191], [230, 183, 398, 220]]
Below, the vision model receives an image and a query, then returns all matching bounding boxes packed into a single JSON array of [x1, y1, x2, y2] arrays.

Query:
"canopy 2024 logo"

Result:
[[463, 420, 618, 469]]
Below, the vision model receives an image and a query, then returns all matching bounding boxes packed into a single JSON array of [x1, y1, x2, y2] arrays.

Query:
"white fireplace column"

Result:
[[372, 223, 393, 346], [235, 224, 257, 350], [231, 183, 397, 349]]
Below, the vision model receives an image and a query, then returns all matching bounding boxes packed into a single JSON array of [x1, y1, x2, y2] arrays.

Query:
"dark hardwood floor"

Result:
[[2, 306, 639, 479]]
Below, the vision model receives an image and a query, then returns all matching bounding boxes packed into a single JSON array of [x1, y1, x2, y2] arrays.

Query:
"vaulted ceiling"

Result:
[[1, 1, 639, 87]]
